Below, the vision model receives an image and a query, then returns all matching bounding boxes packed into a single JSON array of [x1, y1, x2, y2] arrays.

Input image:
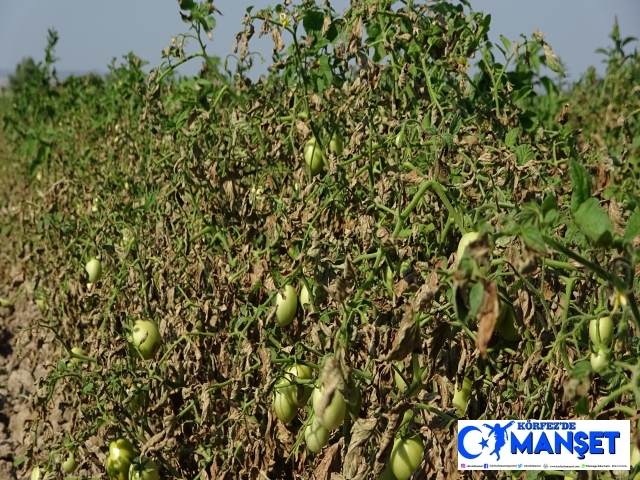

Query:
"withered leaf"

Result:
[[314, 357, 344, 426], [382, 305, 418, 362], [475, 279, 499, 359]]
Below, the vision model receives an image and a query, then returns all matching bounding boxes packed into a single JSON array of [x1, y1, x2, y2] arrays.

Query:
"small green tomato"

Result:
[[305, 418, 330, 453], [106, 438, 139, 480], [312, 385, 347, 431], [456, 232, 480, 265], [70, 347, 85, 364], [129, 456, 159, 480], [390, 434, 425, 480], [589, 316, 614, 346], [304, 138, 325, 176], [496, 302, 520, 342], [452, 377, 472, 415], [85, 258, 103, 283], [273, 390, 298, 424], [300, 282, 311, 307], [128, 320, 162, 361], [590, 350, 610, 373], [281, 364, 314, 407], [275, 284, 298, 327], [395, 130, 406, 148], [329, 132, 344, 156], [62, 454, 78, 474]]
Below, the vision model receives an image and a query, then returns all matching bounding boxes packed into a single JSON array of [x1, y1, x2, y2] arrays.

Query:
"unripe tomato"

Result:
[[378, 465, 398, 480], [36, 298, 46, 314], [456, 232, 480, 264], [390, 434, 425, 480], [31, 466, 44, 480], [496, 303, 520, 341], [128, 320, 162, 360], [282, 364, 313, 407], [304, 138, 325, 176], [589, 316, 614, 346], [329, 132, 343, 156], [452, 377, 471, 414], [129, 456, 159, 480], [106, 438, 138, 480], [312, 385, 347, 431], [395, 130, 406, 148], [305, 418, 330, 453], [274, 390, 297, 424], [70, 347, 85, 364], [275, 284, 298, 327], [62, 454, 78, 473], [590, 350, 610, 373], [85, 258, 103, 283], [300, 282, 311, 306]]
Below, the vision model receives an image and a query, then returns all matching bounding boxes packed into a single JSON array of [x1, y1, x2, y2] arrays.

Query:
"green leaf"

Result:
[[514, 144, 534, 165], [504, 127, 520, 147], [469, 281, 484, 318], [521, 225, 546, 253], [449, 114, 462, 136], [573, 197, 614, 247], [500, 35, 512, 53], [177, 0, 195, 11], [624, 207, 640, 244], [569, 159, 591, 213]]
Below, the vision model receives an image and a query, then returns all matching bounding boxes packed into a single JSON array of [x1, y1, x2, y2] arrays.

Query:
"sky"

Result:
[[1, 1, 639, 82]]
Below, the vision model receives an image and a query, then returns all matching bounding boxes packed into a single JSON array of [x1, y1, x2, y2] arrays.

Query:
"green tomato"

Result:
[[106, 438, 139, 480], [281, 364, 313, 407], [305, 418, 330, 453], [456, 232, 480, 265], [590, 350, 610, 373], [273, 390, 298, 424], [312, 385, 347, 431], [62, 454, 78, 473], [36, 298, 46, 314], [390, 434, 425, 480], [589, 316, 614, 346], [304, 138, 325, 176], [346, 386, 362, 421], [395, 130, 406, 148], [70, 346, 85, 364], [129, 456, 159, 480], [496, 302, 520, 342], [300, 282, 311, 307], [31, 466, 44, 480], [128, 319, 162, 360], [275, 284, 298, 327], [452, 377, 471, 414], [85, 258, 103, 283], [329, 132, 344, 156], [378, 465, 398, 480]]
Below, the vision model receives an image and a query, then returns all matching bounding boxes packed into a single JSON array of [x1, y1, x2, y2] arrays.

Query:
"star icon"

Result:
[[479, 437, 489, 449]]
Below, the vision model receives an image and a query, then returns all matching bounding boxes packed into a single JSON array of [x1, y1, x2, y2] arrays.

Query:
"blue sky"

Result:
[[1, 1, 639, 81]]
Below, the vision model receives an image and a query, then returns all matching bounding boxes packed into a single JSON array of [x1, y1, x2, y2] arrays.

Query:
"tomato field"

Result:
[[1, 1, 640, 479]]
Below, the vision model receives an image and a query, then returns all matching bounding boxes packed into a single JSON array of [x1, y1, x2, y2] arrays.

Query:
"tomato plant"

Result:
[[70, 346, 85, 364], [393, 362, 407, 393], [128, 319, 162, 360], [312, 385, 347, 431], [305, 417, 330, 453], [390, 434, 425, 480], [275, 284, 297, 327], [129, 456, 160, 480], [346, 385, 361, 420], [589, 316, 614, 346]]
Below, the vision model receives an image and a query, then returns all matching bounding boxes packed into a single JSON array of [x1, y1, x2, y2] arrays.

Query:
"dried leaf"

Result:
[[475, 279, 499, 359]]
